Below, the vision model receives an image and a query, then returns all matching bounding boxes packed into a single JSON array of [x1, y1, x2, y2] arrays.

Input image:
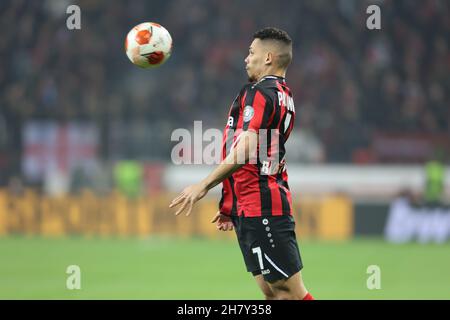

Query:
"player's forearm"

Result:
[[201, 161, 242, 191], [201, 143, 246, 190], [201, 131, 257, 191]]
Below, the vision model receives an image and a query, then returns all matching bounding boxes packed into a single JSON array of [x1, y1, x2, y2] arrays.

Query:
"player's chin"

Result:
[[246, 70, 255, 83], [247, 74, 257, 83]]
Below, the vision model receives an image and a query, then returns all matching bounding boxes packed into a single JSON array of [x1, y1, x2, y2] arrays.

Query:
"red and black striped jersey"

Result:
[[219, 75, 296, 217]]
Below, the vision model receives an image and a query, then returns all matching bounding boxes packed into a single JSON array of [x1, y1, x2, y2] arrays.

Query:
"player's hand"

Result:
[[169, 183, 208, 216], [211, 211, 234, 231]]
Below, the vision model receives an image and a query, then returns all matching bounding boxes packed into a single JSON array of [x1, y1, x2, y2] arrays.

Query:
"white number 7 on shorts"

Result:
[[252, 247, 264, 269]]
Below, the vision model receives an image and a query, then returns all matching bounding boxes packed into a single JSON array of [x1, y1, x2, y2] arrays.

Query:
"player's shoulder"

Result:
[[241, 81, 275, 103]]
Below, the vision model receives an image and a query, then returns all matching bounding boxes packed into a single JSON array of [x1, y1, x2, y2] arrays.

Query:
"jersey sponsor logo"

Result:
[[227, 116, 234, 127], [243, 105, 254, 122], [260, 159, 286, 176]]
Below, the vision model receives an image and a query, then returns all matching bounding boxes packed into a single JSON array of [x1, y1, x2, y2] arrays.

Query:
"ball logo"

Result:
[[243, 105, 254, 122]]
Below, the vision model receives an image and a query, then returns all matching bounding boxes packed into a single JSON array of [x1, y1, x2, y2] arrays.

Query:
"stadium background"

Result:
[[0, 0, 449, 299]]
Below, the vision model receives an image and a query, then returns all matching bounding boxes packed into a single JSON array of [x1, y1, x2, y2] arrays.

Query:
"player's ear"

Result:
[[265, 52, 273, 65]]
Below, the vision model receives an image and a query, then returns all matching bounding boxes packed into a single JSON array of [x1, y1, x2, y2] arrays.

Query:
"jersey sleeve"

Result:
[[218, 177, 237, 216], [242, 87, 274, 132]]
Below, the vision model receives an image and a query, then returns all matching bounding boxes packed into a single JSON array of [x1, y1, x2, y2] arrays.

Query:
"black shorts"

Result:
[[231, 214, 303, 283]]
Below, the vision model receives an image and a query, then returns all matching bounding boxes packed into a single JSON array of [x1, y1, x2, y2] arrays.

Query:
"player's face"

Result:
[[245, 39, 267, 83]]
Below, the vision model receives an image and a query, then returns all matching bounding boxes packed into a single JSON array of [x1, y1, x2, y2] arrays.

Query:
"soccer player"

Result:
[[169, 27, 314, 300]]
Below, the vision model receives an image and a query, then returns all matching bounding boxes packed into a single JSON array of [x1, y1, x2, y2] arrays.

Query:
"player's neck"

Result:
[[258, 69, 286, 81]]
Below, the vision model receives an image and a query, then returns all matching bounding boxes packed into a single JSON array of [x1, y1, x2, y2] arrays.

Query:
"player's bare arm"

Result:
[[169, 130, 258, 216]]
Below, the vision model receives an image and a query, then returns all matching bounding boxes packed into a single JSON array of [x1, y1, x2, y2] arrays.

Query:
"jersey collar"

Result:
[[256, 75, 286, 84]]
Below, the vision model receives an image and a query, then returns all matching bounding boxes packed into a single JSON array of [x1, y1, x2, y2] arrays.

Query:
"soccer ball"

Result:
[[125, 22, 173, 68]]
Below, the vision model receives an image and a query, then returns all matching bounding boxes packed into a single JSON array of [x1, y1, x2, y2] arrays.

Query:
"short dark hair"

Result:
[[253, 27, 292, 45], [253, 27, 292, 68]]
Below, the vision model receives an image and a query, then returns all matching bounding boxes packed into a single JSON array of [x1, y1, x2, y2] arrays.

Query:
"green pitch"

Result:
[[0, 236, 449, 299]]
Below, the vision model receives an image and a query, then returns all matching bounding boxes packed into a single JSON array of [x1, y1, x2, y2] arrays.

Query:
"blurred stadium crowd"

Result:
[[0, 0, 449, 189]]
